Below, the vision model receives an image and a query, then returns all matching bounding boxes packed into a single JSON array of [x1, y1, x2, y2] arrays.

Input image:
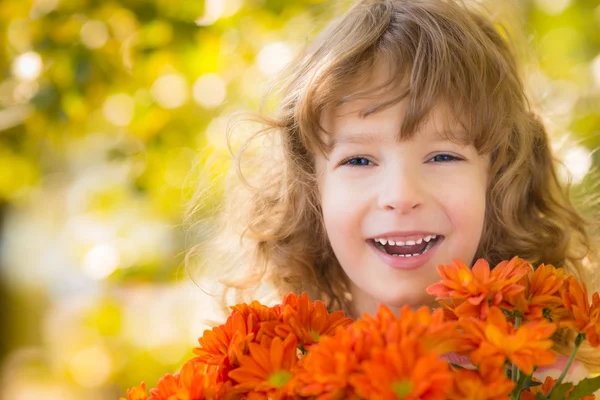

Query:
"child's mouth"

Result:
[[371, 235, 442, 257]]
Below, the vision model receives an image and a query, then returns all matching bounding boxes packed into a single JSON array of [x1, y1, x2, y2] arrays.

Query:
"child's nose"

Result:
[[377, 168, 424, 213]]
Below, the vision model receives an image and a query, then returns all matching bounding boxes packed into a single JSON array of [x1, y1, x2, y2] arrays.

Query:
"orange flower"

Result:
[[228, 335, 298, 398], [290, 305, 458, 399], [447, 366, 514, 400], [349, 339, 453, 400], [147, 361, 210, 400], [394, 306, 461, 354], [121, 382, 148, 400], [287, 325, 360, 399], [230, 300, 280, 320], [263, 292, 352, 348], [193, 301, 278, 381], [192, 311, 247, 381], [557, 277, 600, 347], [460, 307, 556, 375], [427, 257, 531, 319], [355, 305, 461, 356], [520, 376, 596, 400], [514, 263, 566, 322]]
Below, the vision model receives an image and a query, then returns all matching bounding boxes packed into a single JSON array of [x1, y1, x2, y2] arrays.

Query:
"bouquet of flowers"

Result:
[[121, 257, 600, 399]]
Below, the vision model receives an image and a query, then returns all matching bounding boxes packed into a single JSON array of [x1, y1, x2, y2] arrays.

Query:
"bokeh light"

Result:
[[592, 54, 600, 88], [196, 0, 243, 26], [31, 0, 60, 17], [151, 73, 189, 109], [561, 144, 593, 184], [205, 115, 229, 150], [11, 52, 43, 81], [68, 345, 113, 387], [102, 93, 135, 126], [82, 244, 121, 280], [80, 20, 110, 49], [533, 0, 571, 15], [13, 81, 39, 103], [257, 42, 292, 76], [193, 73, 227, 108]]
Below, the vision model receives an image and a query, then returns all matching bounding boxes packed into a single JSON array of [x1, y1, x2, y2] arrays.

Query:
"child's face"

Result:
[[315, 91, 490, 317]]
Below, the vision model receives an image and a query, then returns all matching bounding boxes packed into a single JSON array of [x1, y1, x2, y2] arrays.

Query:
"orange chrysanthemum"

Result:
[[520, 376, 596, 400], [146, 361, 211, 400], [459, 306, 556, 375], [447, 365, 514, 400], [427, 257, 531, 319], [557, 276, 600, 347], [193, 301, 279, 381], [513, 263, 567, 322], [121, 382, 148, 400], [289, 305, 459, 399], [228, 334, 298, 398], [263, 292, 352, 348], [191, 311, 250, 381], [122, 284, 600, 400], [287, 324, 361, 399], [349, 339, 453, 400], [355, 305, 461, 356]]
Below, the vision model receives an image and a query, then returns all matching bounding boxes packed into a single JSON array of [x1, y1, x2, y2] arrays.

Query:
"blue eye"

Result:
[[431, 154, 461, 162], [343, 157, 373, 167]]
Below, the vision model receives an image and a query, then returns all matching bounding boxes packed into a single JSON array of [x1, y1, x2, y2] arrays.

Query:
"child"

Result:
[[186, 0, 600, 380]]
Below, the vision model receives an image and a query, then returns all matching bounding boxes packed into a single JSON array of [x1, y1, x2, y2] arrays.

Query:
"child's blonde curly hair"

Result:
[[185, 0, 600, 370]]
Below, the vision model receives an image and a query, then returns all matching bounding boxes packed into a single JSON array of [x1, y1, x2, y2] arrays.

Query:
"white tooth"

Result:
[[412, 253, 420, 257], [388, 240, 395, 245], [406, 240, 415, 245], [416, 238, 423, 244], [396, 240, 405, 246], [405, 254, 412, 257], [432, 235, 437, 239], [424, 235, 431, 242], [379, 238, 387, 245]]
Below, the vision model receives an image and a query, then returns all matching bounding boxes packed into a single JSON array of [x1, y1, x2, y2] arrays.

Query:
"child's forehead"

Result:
[[323, 96, 471, 146]]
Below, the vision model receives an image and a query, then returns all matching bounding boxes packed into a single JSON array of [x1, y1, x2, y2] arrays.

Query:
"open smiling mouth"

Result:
[[370, 235, 443, 257]]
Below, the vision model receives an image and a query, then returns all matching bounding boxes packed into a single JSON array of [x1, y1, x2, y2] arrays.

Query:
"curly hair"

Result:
[[185, 0, 600, 370]]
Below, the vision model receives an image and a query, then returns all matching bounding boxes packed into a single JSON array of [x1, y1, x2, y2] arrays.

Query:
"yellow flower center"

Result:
[[267, 370, 292, 388], [391, 380, 413, 399]]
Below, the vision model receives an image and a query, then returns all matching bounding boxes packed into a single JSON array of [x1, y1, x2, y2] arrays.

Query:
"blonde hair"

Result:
[[185, 0, 600, 370]]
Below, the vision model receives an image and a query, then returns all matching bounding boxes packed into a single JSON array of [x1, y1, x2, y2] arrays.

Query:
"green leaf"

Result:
[[518, 373, 542, 390], [567, 375, 600, 399], [546, 382, 574, 400], [512, 372, 541, 398]]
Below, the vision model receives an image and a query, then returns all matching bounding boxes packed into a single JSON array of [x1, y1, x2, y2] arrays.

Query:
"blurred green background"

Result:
[[0, 0, 599, 398]]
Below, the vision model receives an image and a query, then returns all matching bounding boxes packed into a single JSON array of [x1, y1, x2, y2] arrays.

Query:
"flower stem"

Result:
[[511, 316, 522, 383], [545, 333, 584, 399]]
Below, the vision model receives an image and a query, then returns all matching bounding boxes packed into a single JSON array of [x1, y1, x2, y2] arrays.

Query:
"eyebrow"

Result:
[[329, 131, 385, 148], [330, 129, 470, 150]]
